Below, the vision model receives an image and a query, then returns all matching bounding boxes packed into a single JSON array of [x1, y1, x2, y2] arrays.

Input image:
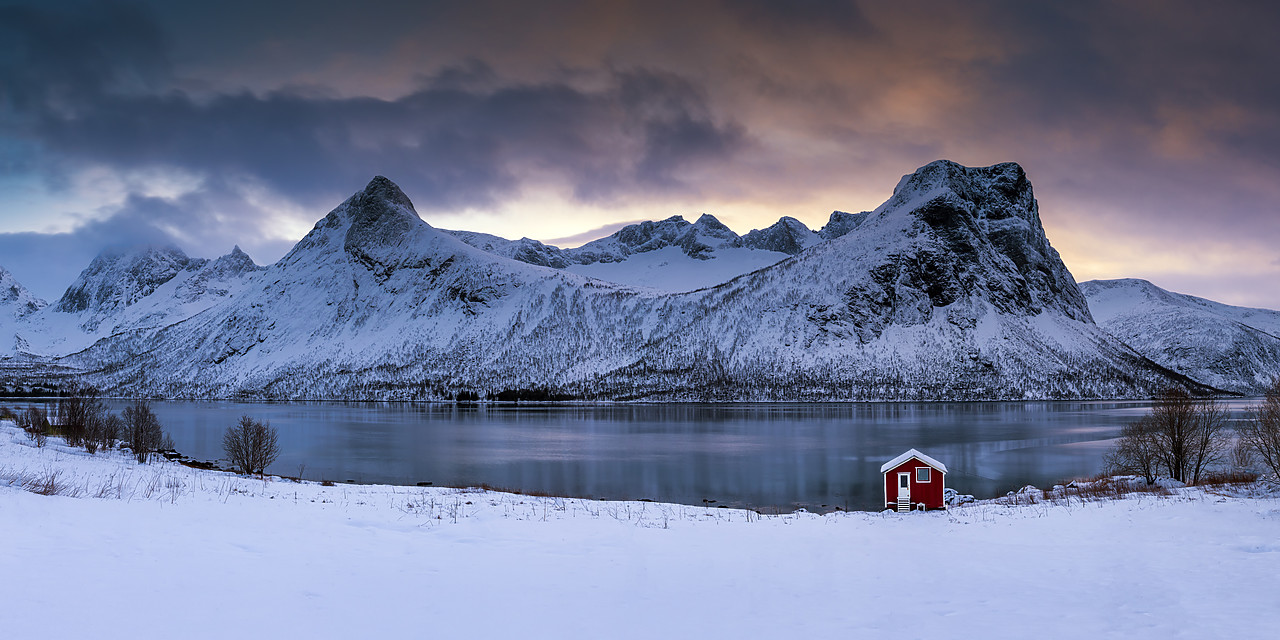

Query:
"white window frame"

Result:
[[916, 466, 931, 483]]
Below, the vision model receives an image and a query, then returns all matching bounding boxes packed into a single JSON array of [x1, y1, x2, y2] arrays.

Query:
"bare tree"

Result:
[[122, 400, 165, 463], [1147, 389, 1231, 484], [57, 391, 93, 448], [1105, 416, 1161, 484], [1239, 378, 1280, 478], [222, 416, 280, 476], [1107, 388, 1231, 485], [1187, 395, 1229, 485], [98, 413, 124, 451]]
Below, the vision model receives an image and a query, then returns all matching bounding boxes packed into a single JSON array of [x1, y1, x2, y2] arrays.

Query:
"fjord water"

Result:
[[127, 400, 1254, 511]]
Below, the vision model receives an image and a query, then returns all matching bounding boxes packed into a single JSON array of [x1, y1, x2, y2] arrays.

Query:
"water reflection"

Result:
[[71, 399, 1258, 512]]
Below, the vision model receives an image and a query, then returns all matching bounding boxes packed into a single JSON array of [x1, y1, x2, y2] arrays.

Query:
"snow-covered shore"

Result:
[[2, 422, 1278, 639]]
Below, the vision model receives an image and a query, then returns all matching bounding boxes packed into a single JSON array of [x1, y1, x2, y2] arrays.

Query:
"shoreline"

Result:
[[4, 420, 1279, 639], [3, 420, 1270, 513], [0, 394, 1256, 405]]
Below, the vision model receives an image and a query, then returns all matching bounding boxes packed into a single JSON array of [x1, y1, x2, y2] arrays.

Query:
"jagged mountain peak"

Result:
[[818, 210, 868, 240], [0, 265, 47, 318], [691, 213, 733, 235], [893, 159, 1027, 194], [687, 214, 738, 246], [742, 216, 818, 255], [885, 161, 1035, 225], [315, 176, 426, 254], [359, 175, 416, 211], [206, 245, 262, 278], [54, 244, 202, 315], [855, 159, 1089, 323]]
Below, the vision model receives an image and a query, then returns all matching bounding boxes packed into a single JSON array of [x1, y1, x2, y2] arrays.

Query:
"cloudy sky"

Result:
[[1, 0, 1278, 308]]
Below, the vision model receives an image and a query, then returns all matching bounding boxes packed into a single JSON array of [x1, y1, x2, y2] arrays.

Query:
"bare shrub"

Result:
[[1239, 378, 1280, 478], [1198, 470, 1259, 486], [222, 416, 280, 476], [1056, 477, 1173, 503], [122, 399, 165, 463], [24, 470, 63, 496], [98, 414, 123, 451], [18, 406, 49, 448]]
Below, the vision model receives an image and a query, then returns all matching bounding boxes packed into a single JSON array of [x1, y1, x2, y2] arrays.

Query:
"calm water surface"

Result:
[[94, 400, 1257, 511]]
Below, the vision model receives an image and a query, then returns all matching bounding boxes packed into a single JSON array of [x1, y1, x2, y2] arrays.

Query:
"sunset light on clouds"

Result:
[[1, 0, 1277, 307]]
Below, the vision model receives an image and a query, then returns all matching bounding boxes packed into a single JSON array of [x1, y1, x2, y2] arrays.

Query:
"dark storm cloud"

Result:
[[1, 2, 747, 212], [29, 70, 744, 209], [969, 0, 1280, 158], [0, 2, 169, 112], [723, 0, 877, 38]]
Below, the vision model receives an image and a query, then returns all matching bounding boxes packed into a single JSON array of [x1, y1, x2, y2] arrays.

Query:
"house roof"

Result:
[[880, 448, 948, 474]]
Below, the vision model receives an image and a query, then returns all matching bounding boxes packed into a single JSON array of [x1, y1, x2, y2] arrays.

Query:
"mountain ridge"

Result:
[[1080, 278, 1280, 394], [35, 162, 1212, 401]]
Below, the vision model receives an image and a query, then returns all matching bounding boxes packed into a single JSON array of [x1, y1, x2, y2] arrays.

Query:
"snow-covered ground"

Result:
[[2, 421, 1278, 639]]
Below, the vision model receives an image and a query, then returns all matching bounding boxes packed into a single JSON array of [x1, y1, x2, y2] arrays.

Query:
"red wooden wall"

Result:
[[883, 458, 946, 510]]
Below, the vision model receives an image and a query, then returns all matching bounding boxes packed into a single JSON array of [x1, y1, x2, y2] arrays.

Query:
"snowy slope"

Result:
[[1081, 278, 1280, 393], [442, 230, 571, 268], [565, 245, 790, 292], [65, 163, 1195, 400]]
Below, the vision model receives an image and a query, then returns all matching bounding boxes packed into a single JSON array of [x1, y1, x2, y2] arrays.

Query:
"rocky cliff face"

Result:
[[818, 211, 869, 240], [741, 217, 821, 255], [0, 266, 45, 319], [54, 246, 199, 323], [835, 160, 1093, 340], [57, 163, 1198, 400]]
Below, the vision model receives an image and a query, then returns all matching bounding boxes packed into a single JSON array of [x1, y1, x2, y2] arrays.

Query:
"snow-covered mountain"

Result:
[[0, 245, 263, 359], [0, 267, 47, 357], [56, 161, 1200, 400], [1081, 278, 1280, 394], [444, 210, 869, 292]]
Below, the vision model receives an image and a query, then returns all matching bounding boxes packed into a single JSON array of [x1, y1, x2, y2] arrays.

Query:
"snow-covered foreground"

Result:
[[2, 423, 1278, 639]]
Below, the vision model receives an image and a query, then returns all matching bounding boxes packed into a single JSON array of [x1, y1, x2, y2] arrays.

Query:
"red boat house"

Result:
[[881, 448, 948, 512]]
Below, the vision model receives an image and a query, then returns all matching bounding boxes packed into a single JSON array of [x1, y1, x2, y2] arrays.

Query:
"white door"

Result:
[[898, 472, 911, 501]]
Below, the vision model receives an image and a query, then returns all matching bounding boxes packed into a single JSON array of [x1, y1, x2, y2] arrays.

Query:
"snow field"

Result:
[[2, 422, 1279, 639]]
